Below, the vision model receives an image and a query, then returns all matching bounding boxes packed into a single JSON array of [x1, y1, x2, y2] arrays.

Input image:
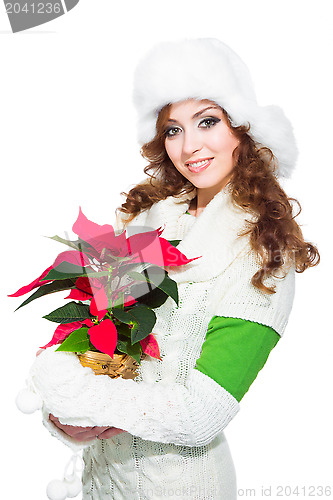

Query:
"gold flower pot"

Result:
[[78, 351, 139, 380]]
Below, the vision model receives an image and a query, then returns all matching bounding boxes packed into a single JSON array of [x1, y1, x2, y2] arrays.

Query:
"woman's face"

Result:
[[164, 99, 240, 197]]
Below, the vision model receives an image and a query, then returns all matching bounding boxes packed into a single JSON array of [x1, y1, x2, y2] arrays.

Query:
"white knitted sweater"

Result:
[[29, 185, 295, 499]]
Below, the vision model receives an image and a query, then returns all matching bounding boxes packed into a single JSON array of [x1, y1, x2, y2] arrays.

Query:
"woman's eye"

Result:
[[199, 117, 220, 128], [165, 127, 181, 138]]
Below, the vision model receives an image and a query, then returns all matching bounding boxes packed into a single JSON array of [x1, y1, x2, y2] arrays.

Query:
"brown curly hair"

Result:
[[116, 102, 320, 294]]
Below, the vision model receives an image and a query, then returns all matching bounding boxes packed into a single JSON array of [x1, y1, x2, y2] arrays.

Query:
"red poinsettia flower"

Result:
[[41, 319, 161, 360], [10, 208, 198, 364], [89, 287, 108, 321], [72, 207, 129, 259], [73, 208, 200, 268], [88, 318, 118, 358], [40, 321, 87, 349], [65, 276, 130, 320], [9, 265, 54, 298], [139, 333, 161, 360], [127, 232, 199, 267], [8, 250, 90, 298], [64, 276, 98, 301], [39, 317, 118, 358], [159, 238, 199, 266]]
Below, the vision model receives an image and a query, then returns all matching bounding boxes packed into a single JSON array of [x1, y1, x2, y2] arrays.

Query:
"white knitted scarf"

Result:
[[121, 183, 257, 283]]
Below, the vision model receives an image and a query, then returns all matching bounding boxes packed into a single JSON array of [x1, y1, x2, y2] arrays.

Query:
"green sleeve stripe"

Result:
[[194, 316, 280, 402]]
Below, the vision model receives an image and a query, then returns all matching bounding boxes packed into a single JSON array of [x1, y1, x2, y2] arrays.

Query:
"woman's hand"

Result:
[[49, 414, 124, 442]]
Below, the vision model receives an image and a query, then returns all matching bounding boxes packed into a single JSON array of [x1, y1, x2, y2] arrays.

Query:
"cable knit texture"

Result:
[[27, 186, 295, 499]]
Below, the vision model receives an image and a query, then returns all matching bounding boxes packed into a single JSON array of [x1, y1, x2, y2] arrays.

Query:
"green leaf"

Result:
[[48, 236, 98, 258], [129, 305, 157, 344], [149, 268, 178, 305], [127, 270, 149, 282], [42, 262, 110, 282], [15, 279, 76, 311], [42, 262, 88, 281], [116, 323, 132, 338], [43, 302, 91, 323], [167, 239, 181, 247], [131, 282, 168, 309], [128, 267, 178, 305], [56, 327, 92, 353], [112, 308, 134, 325], [47, 235, 81, 251], [82, 271, 110, 279], [116, 337, 141, 363], [112, 304, 156, 344]]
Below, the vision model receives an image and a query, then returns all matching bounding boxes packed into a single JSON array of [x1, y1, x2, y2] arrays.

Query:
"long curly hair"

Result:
[[116, 102, 320, 294]]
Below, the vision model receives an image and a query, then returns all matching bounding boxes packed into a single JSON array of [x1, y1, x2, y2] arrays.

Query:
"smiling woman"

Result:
[[26, 38, 320, 500], [164, 99, 240, 214], [120, 90, 318, 294]]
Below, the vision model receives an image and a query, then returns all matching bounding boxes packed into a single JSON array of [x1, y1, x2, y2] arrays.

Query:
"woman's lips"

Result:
[[186, 158, 213, 173]]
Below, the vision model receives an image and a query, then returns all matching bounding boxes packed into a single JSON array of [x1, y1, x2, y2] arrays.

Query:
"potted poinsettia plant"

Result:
[[9, 208, 197, 379]]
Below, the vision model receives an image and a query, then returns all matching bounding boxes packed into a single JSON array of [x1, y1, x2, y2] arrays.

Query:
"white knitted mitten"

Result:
[[28, 346, 239, 447]]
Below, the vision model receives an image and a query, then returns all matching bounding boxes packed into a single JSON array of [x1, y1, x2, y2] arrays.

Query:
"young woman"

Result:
[[29, 38, 319, 499]]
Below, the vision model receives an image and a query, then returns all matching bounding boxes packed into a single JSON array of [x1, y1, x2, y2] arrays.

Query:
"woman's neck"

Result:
[[188, 179, 232, 217], [187, 198, 202, 217]]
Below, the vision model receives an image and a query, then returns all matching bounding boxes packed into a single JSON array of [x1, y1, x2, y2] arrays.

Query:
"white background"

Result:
[[0, 0, 332, 498]]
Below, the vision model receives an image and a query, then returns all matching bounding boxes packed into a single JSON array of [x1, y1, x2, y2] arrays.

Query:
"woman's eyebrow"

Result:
[[167, 106, 220, 123], [192, 106, 220, 118]]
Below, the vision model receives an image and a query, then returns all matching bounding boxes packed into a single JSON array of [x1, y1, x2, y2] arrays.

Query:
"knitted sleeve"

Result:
[[209, 249, 296, 336], [28, 345, 239, 449], [195, 316, 280, 402], [28, 317, 279, 450]]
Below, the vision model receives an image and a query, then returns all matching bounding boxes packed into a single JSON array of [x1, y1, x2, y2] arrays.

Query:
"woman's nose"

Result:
[[182, 130, 202, 156]]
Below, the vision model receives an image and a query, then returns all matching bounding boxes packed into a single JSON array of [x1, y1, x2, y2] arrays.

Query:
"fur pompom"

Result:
[[15, 387, 42, 414], [46, 479, 68, 500], [46, 453, 83, 500], [64, 476, 82, 498]]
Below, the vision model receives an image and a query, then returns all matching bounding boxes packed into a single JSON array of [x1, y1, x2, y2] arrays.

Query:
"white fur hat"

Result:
[[133, 38, 298, 178]]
